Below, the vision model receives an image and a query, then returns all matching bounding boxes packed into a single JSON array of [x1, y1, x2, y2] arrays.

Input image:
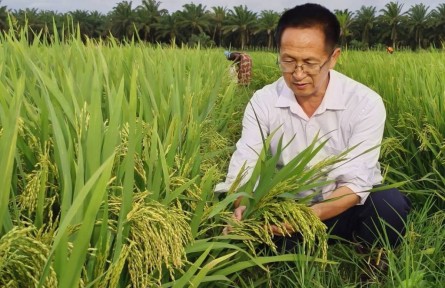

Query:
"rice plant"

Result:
[[0, 27, 444, 287]]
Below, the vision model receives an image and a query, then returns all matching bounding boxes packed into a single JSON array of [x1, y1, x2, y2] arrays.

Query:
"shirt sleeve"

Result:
[[326, 96, 386, 204], [214, 94, 269, 193]]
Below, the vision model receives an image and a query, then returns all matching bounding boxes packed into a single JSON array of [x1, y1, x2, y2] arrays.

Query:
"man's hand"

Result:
[[222, 205, 246, 235], [269, 187, 358, 236], [233, 205, 246, 221], [270, 222, 294, 236]]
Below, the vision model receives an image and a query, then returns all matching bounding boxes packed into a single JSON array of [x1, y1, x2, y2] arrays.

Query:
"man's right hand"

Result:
[[222, 205, 246, 235], [233, 205, 246, 221]]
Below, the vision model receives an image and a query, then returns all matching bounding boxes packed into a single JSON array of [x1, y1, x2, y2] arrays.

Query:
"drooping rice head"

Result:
[[226, 200, 327, 261], [109, 192, 192, 286], [0, 226, 58, 288]]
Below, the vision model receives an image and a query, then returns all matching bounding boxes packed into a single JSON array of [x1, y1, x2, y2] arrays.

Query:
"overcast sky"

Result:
[[2, 0, 443, 14]]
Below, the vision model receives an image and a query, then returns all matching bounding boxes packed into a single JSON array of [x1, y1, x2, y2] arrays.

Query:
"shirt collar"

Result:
[[275, 79, 296, 108], [320, 70, 347, 111]]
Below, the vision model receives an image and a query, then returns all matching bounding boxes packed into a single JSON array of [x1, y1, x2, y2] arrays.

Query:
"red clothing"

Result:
[[237, 54, 252, 85]]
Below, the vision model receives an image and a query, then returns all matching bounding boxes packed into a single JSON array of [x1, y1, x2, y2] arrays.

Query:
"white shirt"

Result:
[[215, 70, 385, 205]]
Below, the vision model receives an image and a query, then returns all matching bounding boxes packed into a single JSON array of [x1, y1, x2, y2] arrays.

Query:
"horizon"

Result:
[[2, 0, 443, 14]]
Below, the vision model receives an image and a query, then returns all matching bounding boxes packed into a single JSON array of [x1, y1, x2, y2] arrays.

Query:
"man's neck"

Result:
[[295, 95, 324, 118], [295, 74, 330, 118]]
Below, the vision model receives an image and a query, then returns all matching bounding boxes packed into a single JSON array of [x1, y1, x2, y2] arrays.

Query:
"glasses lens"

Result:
[[304, 64, 320, 74], [279, 62, 294, 73], [279, 63, 320, 74]]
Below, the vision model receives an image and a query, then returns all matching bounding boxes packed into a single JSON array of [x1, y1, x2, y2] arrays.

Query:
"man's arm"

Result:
[[310, 96, 386, 220], [310, 186, 359, 221], [214, 94, 270, 193]]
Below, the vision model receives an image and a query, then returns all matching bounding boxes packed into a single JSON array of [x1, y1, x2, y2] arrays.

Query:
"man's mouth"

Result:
[[294, 83, 308, 88]]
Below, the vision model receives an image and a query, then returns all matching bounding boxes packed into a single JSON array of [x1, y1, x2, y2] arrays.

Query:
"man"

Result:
[[224, 51, 252, 85], [215, 4, 410, 251]]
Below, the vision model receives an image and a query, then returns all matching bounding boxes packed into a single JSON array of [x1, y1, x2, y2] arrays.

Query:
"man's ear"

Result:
[[329, 48, 341, 69]]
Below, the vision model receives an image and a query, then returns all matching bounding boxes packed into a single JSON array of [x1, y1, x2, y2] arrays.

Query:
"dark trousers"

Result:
[[275, 188, 411, 252]]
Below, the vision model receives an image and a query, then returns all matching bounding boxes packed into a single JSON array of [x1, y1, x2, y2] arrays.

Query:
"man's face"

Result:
[[279, 27, 340, 100]]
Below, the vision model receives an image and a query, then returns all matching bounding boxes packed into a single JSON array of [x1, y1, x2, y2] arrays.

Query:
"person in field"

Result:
[[216, 3, 410, 260], [224, 51, 252, 85]]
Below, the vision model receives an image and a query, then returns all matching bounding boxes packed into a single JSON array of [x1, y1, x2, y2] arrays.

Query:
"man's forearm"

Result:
[[310, 186, 360, 221]]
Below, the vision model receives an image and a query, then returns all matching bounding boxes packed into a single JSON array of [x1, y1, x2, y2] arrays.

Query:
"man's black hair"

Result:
[[275, 3, 340, 52]]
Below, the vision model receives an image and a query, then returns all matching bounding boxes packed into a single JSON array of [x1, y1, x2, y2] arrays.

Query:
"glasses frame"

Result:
[[277, 50, 335, 75]]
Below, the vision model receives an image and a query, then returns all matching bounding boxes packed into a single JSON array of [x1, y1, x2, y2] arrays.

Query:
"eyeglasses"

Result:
[[277, 51, 334, 75]]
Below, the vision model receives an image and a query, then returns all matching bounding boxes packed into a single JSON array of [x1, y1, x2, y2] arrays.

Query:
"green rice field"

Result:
[[0, 32, 444, 287]]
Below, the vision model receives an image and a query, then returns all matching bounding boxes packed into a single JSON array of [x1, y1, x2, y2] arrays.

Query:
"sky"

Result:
[[2, 0, 443, 14]]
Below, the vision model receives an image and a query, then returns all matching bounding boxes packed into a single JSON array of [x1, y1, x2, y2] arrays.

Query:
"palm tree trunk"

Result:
[[170, 33, 176, 47], [212, 26, 217, 42], [241, 30, 245, 50], [391, 26, 397, 48], [362, 27, 369, 48]]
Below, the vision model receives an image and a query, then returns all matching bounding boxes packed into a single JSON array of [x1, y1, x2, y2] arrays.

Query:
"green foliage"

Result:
[[3, 1, 445, 49], [335, 50, 445, 207], [0, 29, 444, 287]]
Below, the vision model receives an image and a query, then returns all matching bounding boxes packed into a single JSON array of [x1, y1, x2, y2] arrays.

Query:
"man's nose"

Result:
[[292, 66, 307, 79]]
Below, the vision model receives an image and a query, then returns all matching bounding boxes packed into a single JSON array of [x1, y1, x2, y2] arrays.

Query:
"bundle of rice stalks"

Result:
[[0, 226, 57, 287], [227, 200, 328, 259], [225, 130, 351, 261], [109, 192, 192, 286]]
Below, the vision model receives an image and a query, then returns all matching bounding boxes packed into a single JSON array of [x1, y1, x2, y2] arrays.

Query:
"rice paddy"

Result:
[[0, 32, 444, 287]]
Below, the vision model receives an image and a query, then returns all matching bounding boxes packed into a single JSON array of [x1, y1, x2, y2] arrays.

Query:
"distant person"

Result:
[[224, 51, 252, 85], [386, 46, 394, 54]]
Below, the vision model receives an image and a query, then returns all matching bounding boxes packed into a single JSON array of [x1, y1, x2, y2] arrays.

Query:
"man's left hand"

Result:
[[269, 222, 294, 236]]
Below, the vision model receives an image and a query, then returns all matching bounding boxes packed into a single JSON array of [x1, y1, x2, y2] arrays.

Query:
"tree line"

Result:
[[1, 0, 445, 50]]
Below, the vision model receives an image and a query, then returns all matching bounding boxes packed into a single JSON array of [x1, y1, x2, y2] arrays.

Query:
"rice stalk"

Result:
[[200, 119, 232, 178], [96, 243, 132, 288], [16, 142, 58, 220], [223, 129, 350, 263], [169, 173, 201, 209], [114, 121, 148, 188], [225, 200, 327, 258], [109, 192, 192, 286], [0, 226, 57, 287]]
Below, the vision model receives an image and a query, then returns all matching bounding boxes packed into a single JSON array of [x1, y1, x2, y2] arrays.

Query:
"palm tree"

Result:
[[354, 6, 377, 48], [256, 10, 280, 49], [87, 11, 107, 39], [68, 10, 95, 39], [379, 2, 406, 48], [430, 3, 445, 45], [13, 8, 41, 31], [108, 1, 137, 40], [155, 12, 181, 46], [335, 9, 354, 48], [177, 3, 210, 41], [0, 0, 8, 31], [224, 5, 257, 50], [136, 0, 167, 42], [209, 6, 226, 46], [406, 4, 431, 49]]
